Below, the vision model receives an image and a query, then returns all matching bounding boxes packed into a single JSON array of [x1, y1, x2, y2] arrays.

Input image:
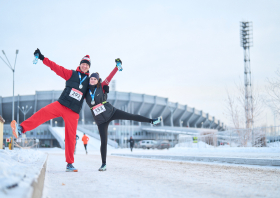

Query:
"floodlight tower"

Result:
[[240, 21, 253, 129]]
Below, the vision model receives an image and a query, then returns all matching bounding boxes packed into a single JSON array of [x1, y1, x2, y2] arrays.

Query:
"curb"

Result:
[[30, 155, 48, 198], [111, 154, 280, 167]]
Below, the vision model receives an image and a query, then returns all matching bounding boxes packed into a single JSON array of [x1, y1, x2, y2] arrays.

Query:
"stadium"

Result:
[[1, 89, 225, 148]]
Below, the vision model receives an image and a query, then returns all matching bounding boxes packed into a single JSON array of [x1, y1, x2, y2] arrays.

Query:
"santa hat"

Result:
[[80, 55, 91, 67]]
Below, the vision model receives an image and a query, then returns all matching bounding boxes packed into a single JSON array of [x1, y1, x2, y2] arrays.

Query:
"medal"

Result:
[[89, 88, 97, 106], [78, 72, 87, 90]]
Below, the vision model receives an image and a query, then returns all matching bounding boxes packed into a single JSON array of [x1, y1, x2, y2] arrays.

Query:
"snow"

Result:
[[42, 152, 280, 198], [0, 149, 47, 198], [1, 136, 279, 198], [176, 141, 214, 148], [111, 145, 280, 159], [267, 142, 280, 147]]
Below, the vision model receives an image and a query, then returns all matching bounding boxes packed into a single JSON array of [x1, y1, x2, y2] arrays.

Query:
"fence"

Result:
[[221, 126, 280, 147], [177, 132, 217, 148], [14, 138, 39, 149], [177, 126, 280, 148]]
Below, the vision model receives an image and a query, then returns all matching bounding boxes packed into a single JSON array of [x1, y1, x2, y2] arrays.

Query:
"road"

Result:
[[43, 153, 280, 198]]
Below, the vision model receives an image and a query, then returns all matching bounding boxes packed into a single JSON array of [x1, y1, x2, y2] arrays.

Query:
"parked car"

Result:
[[139, 140, 157, 149], [156, 140, 170, 149]]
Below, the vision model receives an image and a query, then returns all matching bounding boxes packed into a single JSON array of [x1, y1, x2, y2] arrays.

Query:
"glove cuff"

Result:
[[39, 54, 44, 61]]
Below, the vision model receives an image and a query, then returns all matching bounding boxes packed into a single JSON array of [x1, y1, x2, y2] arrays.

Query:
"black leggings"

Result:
[[84, 144, 87, 151], [98, 109, 152, 164]]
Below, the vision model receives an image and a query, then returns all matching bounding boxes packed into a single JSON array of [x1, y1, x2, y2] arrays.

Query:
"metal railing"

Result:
[[14, 138, 39, 149]]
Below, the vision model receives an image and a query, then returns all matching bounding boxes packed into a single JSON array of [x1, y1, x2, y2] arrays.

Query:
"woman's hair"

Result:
[[96, 72, 102, 88]]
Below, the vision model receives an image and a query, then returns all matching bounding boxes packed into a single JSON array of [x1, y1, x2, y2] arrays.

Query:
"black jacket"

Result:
[[58, 70, 89, 114], [128, 139, 135, 147], [85, 84, 116, 125]]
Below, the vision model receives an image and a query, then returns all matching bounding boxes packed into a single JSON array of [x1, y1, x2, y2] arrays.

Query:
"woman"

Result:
[[11, 48, 91, 172], [86, 58, 162, 171]]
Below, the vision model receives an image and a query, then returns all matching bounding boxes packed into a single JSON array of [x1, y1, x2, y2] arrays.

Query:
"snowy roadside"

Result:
[[110, 144, 280, 166], [111, 144, 280, 159], [0, 148, 47, 198]]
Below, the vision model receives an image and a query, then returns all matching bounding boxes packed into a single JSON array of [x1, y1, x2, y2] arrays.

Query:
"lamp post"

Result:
[[18, 105, 32, 121], [0, 50, 19, 122]]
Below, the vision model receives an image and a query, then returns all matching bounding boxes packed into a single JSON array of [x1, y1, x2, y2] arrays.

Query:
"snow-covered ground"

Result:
[[42, 152, 280, 198], [0, 149, 47, 198], [2, 139, 279, 198], [111, 142, 280, 159]]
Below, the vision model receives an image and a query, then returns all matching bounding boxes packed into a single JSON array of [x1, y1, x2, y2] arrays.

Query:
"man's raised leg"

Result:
[[17, 101, 63, 133]]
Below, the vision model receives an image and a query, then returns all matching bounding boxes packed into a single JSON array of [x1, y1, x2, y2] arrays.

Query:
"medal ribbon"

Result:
[[78, 72, 87, 87], [89, 88, 97, 104]]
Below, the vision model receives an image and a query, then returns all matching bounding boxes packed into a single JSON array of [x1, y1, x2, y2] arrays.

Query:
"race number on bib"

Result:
[[69, 88, 83, 101], [92, 103, 106, 116]]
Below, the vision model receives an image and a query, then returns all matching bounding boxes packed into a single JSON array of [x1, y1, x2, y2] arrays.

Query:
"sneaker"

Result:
[[151, 116, 162, 125], [66, 163, 78, 172], [10, 120, 23, 138], [98, 164, 106, 171]]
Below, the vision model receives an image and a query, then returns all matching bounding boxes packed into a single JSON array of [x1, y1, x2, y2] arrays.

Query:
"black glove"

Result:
[[115, 58, 122, 65], [103, 85, 110, 93], [34, 48, 44, 61]]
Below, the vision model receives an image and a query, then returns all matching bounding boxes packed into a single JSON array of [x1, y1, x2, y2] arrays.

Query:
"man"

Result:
[[82, 133, 89, 154], [128, 136, 135, 152], [10, 48, 90, 172]]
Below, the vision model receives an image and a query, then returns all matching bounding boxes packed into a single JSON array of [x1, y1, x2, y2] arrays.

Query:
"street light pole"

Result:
[[18, 105, 32, 121], [0, 50, 19, 121]]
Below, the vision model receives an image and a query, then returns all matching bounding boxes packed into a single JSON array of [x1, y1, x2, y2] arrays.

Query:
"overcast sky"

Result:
[[0, 0, 279, 127]]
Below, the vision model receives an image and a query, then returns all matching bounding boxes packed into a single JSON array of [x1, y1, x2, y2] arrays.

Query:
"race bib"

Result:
[[69, 88, 83, 101], [92, 103, 106, 116]]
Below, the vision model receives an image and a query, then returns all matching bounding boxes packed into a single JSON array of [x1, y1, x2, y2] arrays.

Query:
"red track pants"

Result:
[[21, 101, 79, 164]]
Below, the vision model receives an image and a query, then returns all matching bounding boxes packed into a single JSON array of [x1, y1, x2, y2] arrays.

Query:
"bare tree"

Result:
[[264, 69, 280, 116], [225, 81, 263, 146]]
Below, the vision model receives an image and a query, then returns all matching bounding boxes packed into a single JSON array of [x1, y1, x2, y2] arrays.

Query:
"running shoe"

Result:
[[66, 163, 78, 172], [10, 120, 23, 138], [151, 116, 162, 125], [98, 164, 106, 171]]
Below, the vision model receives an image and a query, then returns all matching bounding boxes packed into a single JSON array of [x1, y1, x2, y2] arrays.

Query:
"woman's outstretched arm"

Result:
[[101, 66, 118, 92]]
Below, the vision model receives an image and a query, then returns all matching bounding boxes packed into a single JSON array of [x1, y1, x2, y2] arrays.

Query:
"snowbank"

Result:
[[0, 149, 47, 198], [267, 142, 280, 147], [175, 141, 214, 148], [172, 145, 280, 153]]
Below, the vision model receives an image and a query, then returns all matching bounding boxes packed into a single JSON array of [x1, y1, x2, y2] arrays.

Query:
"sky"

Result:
[[0, 0, 279, 127]]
